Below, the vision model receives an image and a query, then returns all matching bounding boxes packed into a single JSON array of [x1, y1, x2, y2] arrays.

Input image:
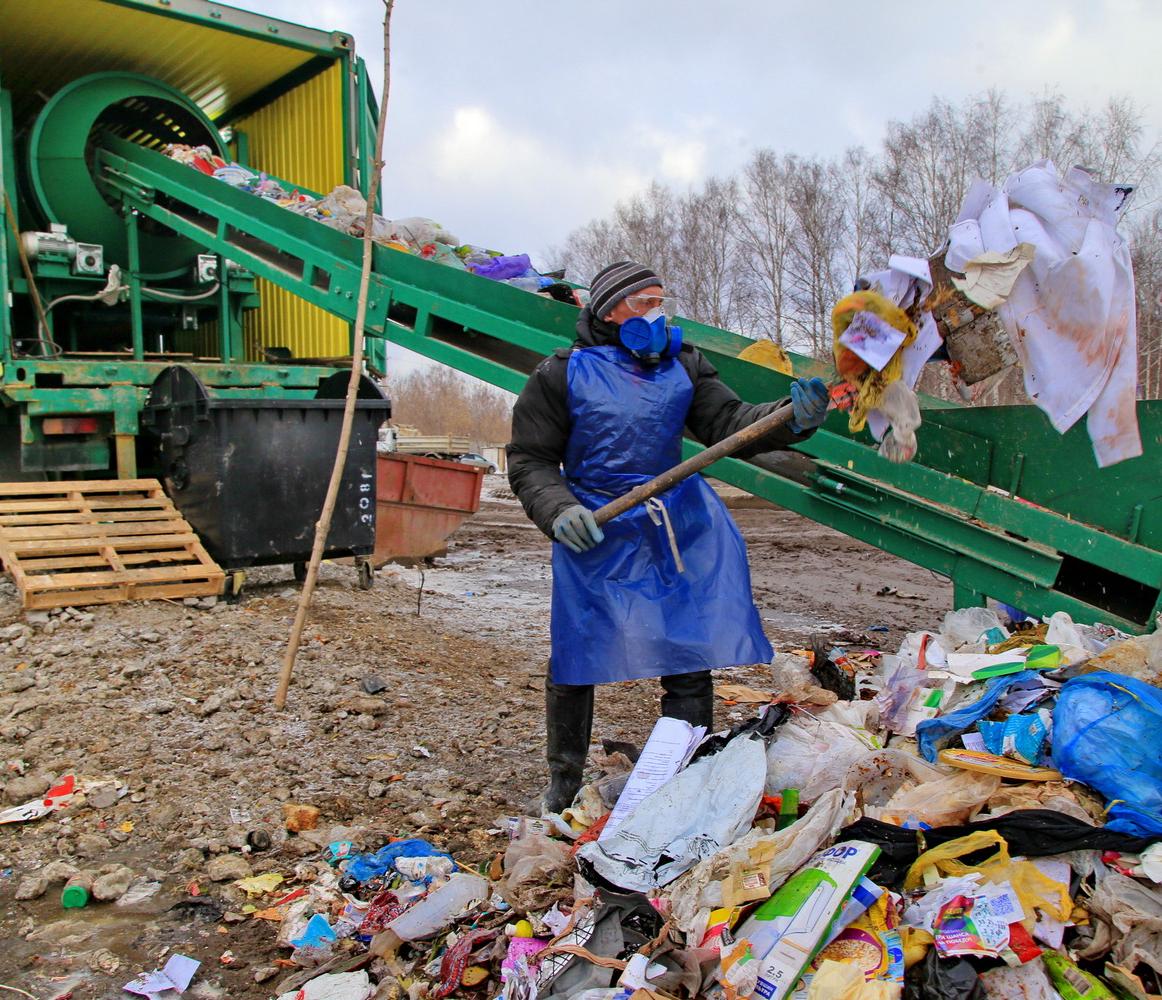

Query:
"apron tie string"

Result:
[[645, 497, 686, 574]]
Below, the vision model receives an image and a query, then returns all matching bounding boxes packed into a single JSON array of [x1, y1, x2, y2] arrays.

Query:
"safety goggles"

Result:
[[622, 293, 679, 318]]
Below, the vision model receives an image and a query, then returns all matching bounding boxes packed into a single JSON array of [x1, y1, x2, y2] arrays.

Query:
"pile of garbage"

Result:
[[154, 605, 1161, 1000], [162, 145, 575, 300]]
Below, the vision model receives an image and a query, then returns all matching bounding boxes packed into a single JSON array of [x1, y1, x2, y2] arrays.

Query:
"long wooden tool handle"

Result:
[[593, 401, 796, 526]]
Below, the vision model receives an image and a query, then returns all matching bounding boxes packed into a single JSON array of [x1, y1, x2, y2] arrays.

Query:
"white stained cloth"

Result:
[[947, 160, 1140, 467]]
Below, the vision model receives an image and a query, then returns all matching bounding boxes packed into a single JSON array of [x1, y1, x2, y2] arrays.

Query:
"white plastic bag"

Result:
[[876, 769, 1000, 827], [765, 714, 878, 802], [896, 631, 947, 669], [771, 652, 837, 705], [387, 216, 460, 248], [844, 748, 1000, 827], [499, 829, 573, 911], [816, 700, 880, 731], [1045, 611, 1105, 663], [871, 380, 921, 463], [941, 607, 1002, 649], [578, 733, 767, 894], [843, 749, 946, 810]]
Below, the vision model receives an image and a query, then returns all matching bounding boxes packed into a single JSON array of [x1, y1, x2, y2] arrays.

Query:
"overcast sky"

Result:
[[243, 0, 1160, 275], [238, 1, 1160, 377]]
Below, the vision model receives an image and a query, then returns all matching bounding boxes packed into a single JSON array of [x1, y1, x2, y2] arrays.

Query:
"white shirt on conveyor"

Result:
[[947, 160, 1140, 468]]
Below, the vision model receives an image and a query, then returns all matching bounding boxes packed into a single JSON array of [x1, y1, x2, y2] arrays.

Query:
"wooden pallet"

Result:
[[0, 479, 224, 610]]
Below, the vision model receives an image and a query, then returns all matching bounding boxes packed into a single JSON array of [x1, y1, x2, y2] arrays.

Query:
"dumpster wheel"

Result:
[[356, 558, 374, 591], [293, 561, 307, 583]]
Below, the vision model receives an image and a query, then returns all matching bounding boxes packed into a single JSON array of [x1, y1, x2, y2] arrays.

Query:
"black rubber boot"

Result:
[[660, 670, 714, 730], [542, 674, 594, 814]]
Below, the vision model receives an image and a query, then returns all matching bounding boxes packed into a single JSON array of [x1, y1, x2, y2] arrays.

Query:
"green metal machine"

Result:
[[0, 0, 374, 479], [2, 0, 1160, 633]]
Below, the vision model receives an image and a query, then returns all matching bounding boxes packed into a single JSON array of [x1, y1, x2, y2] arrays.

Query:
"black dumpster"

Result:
[[142, 366, 390, 579]]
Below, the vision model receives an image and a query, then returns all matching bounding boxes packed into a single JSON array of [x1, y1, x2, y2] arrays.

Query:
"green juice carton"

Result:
[[733, 840, 880, 1000]]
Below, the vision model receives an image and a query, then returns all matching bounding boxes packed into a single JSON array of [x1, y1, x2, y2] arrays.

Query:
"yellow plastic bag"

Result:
[[986, 859, 1073, 929], [899, 926, 933, 968], [904, 830, 1009, 890], [738, 338, 793, 376], [905, 831, 1072, 928], [807, 961, 902, 1000]]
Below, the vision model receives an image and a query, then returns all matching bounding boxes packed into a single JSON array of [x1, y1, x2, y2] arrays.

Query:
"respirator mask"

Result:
[[617, 295, 683, 364]]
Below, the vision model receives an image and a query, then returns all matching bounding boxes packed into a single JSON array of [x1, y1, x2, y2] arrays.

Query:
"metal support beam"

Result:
[[114, 434, 136, 479], [124, 209, 144, 361], [953, 581, 985, 611], [217, 255, 232, 362]]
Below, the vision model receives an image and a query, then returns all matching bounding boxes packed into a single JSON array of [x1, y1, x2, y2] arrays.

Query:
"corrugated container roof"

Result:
[[0, 0, 352, 125]]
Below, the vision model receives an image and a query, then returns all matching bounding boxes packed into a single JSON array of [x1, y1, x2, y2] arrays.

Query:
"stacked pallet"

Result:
[[0, 479, 223, 610]]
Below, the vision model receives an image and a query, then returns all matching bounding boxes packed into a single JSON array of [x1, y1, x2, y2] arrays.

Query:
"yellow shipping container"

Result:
[[234, 61, 351, 361]]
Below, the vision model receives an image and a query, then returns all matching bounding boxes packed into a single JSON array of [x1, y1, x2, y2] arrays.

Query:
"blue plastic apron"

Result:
[[550, 344, 773, 685]]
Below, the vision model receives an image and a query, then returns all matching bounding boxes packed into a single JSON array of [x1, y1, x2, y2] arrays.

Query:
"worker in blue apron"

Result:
[[507, 261, 829, 813]]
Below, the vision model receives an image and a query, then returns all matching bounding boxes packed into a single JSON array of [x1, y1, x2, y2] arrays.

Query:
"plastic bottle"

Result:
[[394, 855, 455, 883], [61, 873, 93, 908], [384, 872, 488, 941], [505, 274, 549, 293]]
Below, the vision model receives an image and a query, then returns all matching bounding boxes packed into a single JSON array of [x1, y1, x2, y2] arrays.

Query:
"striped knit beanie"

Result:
[[588, 260, 662, 320]]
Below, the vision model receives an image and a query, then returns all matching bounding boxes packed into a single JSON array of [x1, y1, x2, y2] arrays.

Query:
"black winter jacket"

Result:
[[506, 307, 816, 538]]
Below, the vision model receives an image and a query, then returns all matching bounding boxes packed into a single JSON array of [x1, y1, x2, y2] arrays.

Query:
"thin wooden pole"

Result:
[[275, 0, 394, 710]]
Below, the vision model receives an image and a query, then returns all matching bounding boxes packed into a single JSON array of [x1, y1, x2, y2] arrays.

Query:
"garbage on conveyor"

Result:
[[162, 144, 577, 301], [176, 605, 1162, 999]]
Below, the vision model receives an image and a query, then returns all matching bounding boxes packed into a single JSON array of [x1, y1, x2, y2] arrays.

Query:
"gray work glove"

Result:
[[552, 504, 605, 554]]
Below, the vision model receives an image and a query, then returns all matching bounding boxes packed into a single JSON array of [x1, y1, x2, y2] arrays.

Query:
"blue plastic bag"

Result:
[[916, 671, 1043, 762], [1052, 671, 1162, 836], [343, 837, 456, 883], [290, 912, 337, 949]]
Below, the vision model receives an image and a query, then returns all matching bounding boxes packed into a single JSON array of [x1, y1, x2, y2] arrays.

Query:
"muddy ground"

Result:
[[0, 481, 950, 997]]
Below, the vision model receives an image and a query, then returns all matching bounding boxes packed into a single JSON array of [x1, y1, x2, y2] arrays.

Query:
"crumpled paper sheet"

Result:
[[716, 683, 775, 704], [950, 243, 1036, 310]]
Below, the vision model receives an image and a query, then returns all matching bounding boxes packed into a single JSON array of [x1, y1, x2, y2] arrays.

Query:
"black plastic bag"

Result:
[[837, 809, 1161, 889], [904, 949, 985, 1000]]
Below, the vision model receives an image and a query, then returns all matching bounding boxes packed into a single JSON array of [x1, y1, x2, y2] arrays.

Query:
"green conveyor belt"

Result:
[[94, 137, 1162, 633]]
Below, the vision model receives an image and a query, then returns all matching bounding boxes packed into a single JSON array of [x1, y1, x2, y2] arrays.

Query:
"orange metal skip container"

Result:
[[374, 454, 485, 564]]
